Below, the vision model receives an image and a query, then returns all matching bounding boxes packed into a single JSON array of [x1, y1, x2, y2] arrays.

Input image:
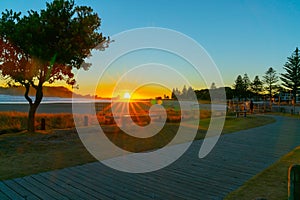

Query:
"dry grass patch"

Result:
[[0, 129, 95, 180]]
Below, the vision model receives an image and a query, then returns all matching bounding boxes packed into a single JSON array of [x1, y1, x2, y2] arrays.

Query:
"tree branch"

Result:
[[33, 84, 43, 106], [24, 83, 33, 105], [29, 80, 38, 90]]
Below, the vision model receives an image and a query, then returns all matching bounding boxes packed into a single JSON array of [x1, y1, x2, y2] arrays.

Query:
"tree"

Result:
[[242, 73, 251, 98], [242, 74, 251, 91], [251, 75, 263, 100], [233, 74, 252, 101], [280, 47, 300, 104], [194, 89, 210, 100], [0, 0, 108, 132], [210, 82, 216, 90], [263, 67, 279, 107], [186, 86, 194, 99], [181, 85, 187, 99], [171, 88, 180, 99], [233, 75, 245, 101], [171, 88, 176, 99], [224, 87, 234, 99]]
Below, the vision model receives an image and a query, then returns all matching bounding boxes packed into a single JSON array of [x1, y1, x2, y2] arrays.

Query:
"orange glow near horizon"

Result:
[[109, 85, 169, 99], [93, 76, 173, 99], [130, 84, 171, 99]]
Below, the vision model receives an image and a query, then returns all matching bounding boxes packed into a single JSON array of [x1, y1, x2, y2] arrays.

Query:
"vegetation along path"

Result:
[[0, 115, 300, 199]]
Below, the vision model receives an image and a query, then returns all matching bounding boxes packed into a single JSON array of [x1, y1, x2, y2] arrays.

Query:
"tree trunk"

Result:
[[28, 104, 38, 132], [24, 83, 43, 133]]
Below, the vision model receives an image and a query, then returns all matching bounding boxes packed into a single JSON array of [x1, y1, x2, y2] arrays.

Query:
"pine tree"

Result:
[[233, 75, 244, 101], [187, 86, 194, 99], [243, 73, 251, 98], [251, 75, 263, 99], [280, 47, 300, 103], [182, 85, 187, 99], [263, 67, 279, 107]]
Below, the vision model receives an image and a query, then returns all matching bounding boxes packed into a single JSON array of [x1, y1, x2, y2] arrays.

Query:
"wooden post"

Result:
[[41, 118, 46, 130], [288, 165, 300, 200], [84, 116, 88, 126]]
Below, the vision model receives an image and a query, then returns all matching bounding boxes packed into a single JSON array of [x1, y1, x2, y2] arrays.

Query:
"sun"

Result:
[[123, 92, 131, 99]]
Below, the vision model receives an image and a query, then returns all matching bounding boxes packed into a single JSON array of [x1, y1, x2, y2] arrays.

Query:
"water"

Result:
[[0, 94, 110, 104]]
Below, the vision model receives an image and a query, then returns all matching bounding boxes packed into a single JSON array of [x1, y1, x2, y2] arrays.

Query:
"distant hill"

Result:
[[0, 86, 86, 98]]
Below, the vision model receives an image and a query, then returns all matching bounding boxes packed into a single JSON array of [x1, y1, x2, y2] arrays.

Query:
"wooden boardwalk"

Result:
[[1, 115, 300, 199]]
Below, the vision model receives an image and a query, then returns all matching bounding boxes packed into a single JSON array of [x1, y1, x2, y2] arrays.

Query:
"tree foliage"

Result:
[[233, 75, 244, 100], [280, 47, 300, 100], [171, 85, 195, 100], [171, 88, 180, 99], [251, 75, 263, 98], [0, 0, 108, 132], [242, 73, 251, 92], [210, 82, 216, 90], [233, 75, 243, 98], [263, 67, 279, 102]]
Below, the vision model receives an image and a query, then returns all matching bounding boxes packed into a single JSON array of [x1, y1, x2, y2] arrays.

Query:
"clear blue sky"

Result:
[[1, 0, 300, 91]]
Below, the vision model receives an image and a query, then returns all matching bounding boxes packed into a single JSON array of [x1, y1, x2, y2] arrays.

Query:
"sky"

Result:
[[1, 0, 300, 98]]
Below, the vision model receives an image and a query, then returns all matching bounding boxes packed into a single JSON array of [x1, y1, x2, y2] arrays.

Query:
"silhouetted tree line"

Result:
[[171, 85, 194, 100], [171, 85, 233, 101], [232, 47, 300, 103], [171, 47, 300, 102]]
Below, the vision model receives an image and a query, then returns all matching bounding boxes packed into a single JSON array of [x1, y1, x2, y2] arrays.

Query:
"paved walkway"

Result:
[[1, 116, 300, 199]]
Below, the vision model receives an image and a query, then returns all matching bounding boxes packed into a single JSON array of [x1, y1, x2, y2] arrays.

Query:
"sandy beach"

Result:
[[0, 103, 100, 114]]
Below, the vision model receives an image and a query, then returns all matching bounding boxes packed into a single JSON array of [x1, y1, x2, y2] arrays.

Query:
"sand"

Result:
[[0, 103, 100, 114]]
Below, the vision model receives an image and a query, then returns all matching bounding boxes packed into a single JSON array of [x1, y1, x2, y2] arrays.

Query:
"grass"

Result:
[[0, 111, 275, 181], [268, 111, 300, 119], [225, 146, 300, 200], [0, 129, 95, 180], [221, 115, 275, 134]]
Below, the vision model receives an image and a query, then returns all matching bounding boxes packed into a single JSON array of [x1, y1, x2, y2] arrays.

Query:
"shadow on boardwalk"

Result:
[[1, 116, 300, 199]]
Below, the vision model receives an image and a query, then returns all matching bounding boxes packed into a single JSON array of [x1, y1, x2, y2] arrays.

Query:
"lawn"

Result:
[[0, 113, 275, 181], [0, 130, 95, 181], [268, 111, 300, 119], [225, 146, 300, 200]]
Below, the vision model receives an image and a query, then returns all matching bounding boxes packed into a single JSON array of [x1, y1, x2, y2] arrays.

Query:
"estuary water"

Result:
[[0, 94, 110, 104]]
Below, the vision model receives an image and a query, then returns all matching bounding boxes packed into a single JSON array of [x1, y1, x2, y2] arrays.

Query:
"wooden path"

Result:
[[1, 115, 300, 199]]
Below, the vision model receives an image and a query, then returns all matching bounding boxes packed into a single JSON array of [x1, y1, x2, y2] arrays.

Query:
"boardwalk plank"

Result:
[[31, 174, 84, 200], [22, 176, 69, 200], [75, 165, 169, 199], [79, 163, 176, 197], [73, 164, 191, 199], [3, 180, 40, 200], [0, 181, 24, 200], [0, 190, 10, 200], [39, 172, 98, 200], [79, 162, 219, 199], [14, 178, 56, 200], [46, 169, 108, 200], [61, 167, 129, 200]]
